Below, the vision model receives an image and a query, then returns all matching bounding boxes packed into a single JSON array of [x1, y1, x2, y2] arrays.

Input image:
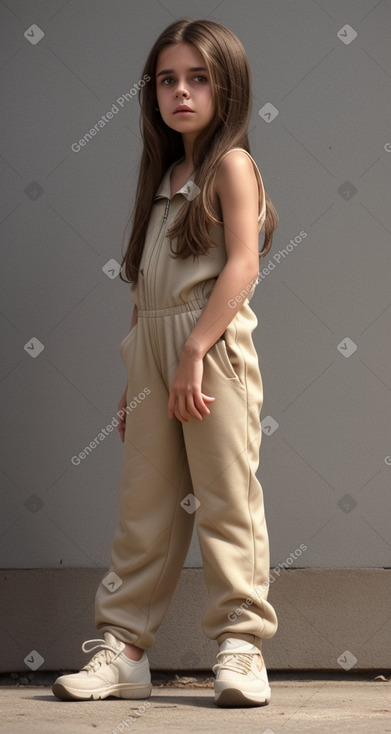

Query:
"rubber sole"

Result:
[[52, 682, 152, 701], [214, 687, 271, 707]]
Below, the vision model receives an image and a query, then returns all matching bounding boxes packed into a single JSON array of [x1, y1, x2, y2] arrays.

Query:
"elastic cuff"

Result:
[[216, 632, 262, 651], [96, 625, 148, 650]]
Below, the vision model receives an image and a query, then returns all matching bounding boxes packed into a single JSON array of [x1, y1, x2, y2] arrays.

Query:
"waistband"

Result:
[[137, 297, 207, 318]]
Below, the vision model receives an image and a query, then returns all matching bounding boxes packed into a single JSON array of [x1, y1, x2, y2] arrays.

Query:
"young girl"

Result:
[[53, 17, 279, 708]]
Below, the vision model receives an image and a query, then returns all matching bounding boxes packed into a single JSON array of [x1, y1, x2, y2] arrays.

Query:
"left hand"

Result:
[[168, 353, 215, 422]]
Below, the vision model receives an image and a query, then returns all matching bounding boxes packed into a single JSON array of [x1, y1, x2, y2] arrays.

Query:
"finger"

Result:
[[169, 392, 182, 421], [186, 393, 204, 421], [193, 393, 215, 416], [177, 394, 190, 422], [202, 394, 215, 402], [174, 404, 188, 423]]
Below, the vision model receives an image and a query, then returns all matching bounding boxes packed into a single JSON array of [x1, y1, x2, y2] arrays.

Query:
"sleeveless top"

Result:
[[129, 148, 266, 312]]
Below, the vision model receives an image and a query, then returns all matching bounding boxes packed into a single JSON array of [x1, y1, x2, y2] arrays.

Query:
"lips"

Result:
[[173, 106, 194, 114]]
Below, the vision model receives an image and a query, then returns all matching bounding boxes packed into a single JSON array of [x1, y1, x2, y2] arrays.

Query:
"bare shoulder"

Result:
[[214, 149, 259, 212], [215, 149, 256, 184]]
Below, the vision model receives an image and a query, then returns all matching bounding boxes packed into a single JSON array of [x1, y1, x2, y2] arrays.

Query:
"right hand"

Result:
[[117, 384, 128, 442]]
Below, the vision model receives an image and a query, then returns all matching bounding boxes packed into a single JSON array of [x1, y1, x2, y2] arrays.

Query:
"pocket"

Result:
[[212, 337, 244, 387]]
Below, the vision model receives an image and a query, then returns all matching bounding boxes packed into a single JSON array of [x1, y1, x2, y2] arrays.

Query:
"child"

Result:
[[53, 17, 279, 708]]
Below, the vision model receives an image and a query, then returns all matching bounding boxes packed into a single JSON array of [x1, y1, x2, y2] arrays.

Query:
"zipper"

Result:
[[144, 198, 170, 309], [162, 199, 170, 222]]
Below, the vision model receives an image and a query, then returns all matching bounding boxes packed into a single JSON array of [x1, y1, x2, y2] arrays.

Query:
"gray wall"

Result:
[[1, 0, 390, 581]]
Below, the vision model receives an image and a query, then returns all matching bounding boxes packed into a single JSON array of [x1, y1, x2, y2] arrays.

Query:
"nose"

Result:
[[175, 80, 189, 99]]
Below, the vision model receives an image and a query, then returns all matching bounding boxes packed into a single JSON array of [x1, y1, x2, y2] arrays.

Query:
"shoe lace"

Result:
[[213, 652, 254, 676], [81, 638, 120, 673]]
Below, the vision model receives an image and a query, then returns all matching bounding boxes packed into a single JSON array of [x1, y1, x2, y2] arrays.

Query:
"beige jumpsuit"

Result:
[[95, 148, 278, 652]]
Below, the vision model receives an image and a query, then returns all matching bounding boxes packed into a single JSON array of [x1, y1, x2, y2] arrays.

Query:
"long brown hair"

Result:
[[120, 18, 278, 284]]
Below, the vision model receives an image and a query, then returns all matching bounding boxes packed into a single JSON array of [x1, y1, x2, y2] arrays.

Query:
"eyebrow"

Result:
[[156, 66, 208, 78]]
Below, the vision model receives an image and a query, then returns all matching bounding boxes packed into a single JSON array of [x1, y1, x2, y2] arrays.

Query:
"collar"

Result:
[[154, 157, 197, 201]]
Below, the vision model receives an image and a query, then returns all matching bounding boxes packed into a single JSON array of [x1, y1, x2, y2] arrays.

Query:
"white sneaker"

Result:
[[52, 632, 152, 701], [213, 638, 271, 707]]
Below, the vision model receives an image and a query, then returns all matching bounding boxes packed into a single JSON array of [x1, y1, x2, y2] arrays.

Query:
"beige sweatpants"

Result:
[[94, 298, 278, 652]]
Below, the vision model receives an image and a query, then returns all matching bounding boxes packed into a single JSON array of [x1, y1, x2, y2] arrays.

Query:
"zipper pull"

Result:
[[163, 200, 170, 222]]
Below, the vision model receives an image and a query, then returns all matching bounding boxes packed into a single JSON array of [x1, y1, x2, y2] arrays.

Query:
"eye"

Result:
[[159, 75, 208, 85]]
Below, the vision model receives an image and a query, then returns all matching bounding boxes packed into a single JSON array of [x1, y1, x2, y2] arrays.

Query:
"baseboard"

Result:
[[0, 568, 389, 672]]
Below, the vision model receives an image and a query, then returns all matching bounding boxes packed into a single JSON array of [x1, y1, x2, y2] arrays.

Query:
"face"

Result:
[[155, 42, 215, 140]]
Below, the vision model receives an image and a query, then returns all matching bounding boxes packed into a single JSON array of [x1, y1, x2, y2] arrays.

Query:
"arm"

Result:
[[168, 151, 262, 422]]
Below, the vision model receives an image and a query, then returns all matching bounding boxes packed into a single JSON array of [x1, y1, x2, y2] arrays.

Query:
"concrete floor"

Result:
[[1, 674, 391, 733]]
